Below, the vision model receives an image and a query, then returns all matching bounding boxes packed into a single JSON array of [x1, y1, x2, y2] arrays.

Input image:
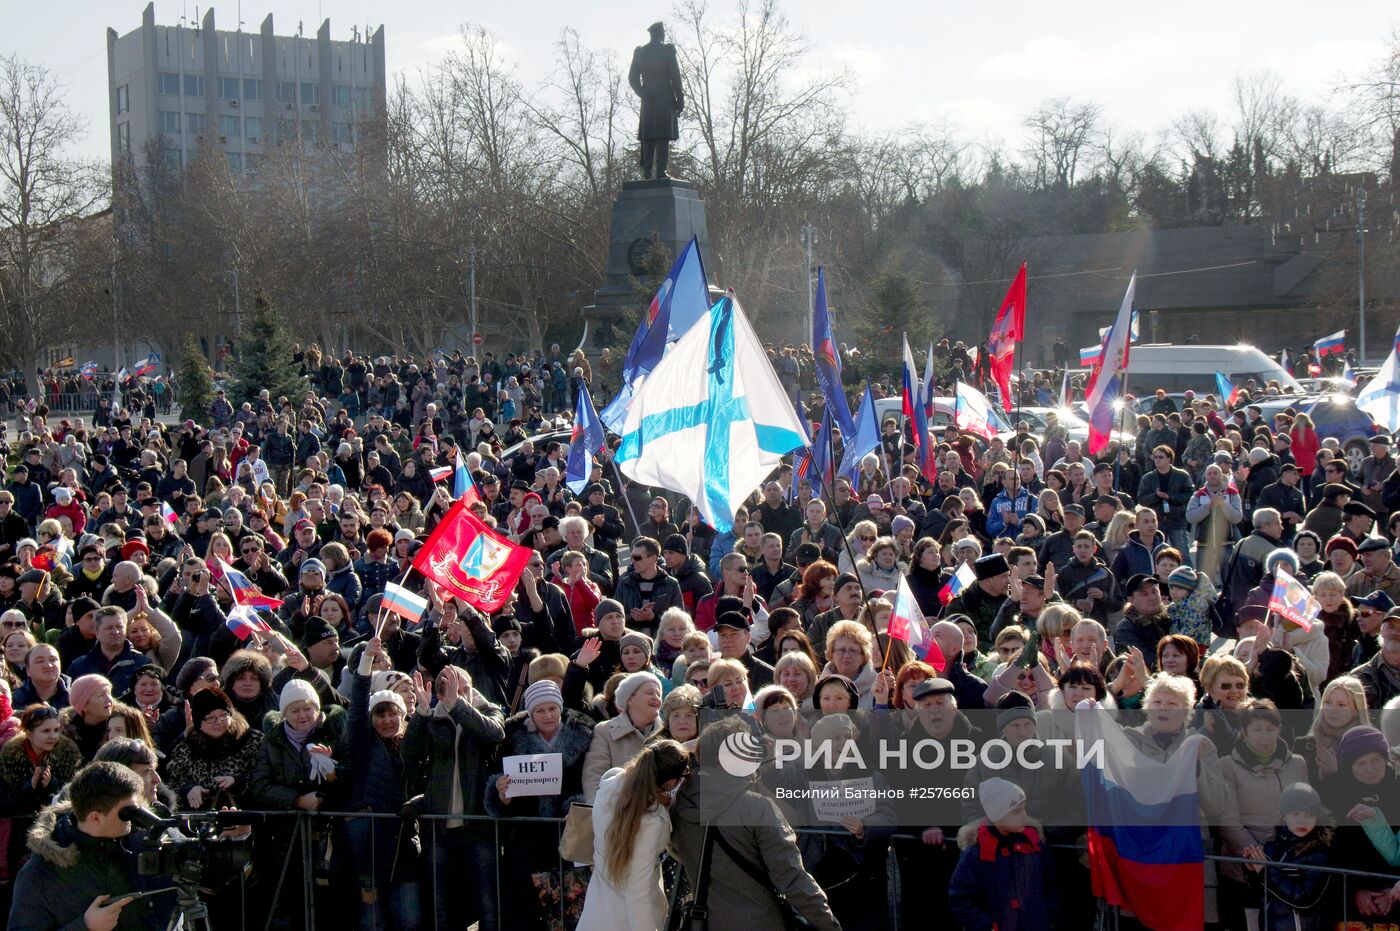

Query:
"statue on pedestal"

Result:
[[628, 22, 684, 180]]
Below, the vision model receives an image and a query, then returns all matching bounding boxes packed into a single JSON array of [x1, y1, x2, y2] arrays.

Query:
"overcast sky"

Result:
[[8, 0, 1395, 164]]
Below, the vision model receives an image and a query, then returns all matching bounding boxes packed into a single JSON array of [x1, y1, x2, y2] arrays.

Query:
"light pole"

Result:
[[799, 225, 817, 343], [464, 246, 482, 356], [229, 266, 242, 341], [1357, 187, 1367, 364], [110, 263, 121, 373]]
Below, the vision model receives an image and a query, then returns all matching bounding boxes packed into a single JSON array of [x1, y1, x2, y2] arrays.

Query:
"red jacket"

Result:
[[563, 577, 602, 636]]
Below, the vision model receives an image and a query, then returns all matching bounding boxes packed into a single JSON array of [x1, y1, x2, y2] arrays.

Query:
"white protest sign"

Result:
[[502, 753, 563, 798], [809, 777, 876, 823]]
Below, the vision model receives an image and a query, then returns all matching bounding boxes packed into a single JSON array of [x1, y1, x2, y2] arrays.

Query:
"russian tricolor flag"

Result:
[[954, 381, 1009, 441], [1313, 329, 1346, 357], [429, 466, 452, 484], [452, 448, 479, 506], [939, 562, 976, 606], [1084, 274, 1136, 454], [380, 581, 429, 624], [160, 501, 179, 524], [132, 353, 162, 376], [887, 574, 946, 670], [1078, 344, 1102, 366], [1076, 704, 1205, 931], [225, 605, 272, 641], [902, 335, 936, 483], [217, 558, 284, 610]]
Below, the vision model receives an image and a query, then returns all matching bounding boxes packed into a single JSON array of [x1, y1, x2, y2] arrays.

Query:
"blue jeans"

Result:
[[1167, 527, 1194, 567], [357, 880, 420, 931]]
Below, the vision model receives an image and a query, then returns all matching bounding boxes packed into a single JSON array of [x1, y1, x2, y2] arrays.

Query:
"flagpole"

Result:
[[608, 457, 645, 540], [820, 414, 868, 602]]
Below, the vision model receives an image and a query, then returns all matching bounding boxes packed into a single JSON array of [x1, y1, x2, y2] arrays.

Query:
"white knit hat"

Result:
[[279, 678, 321, 714], [368, 689, 406, 716], [979, 777, 1026, 823], [613, 671, 661, 715]]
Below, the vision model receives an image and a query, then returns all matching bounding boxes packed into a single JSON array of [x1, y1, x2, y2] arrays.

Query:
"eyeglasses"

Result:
[[630, 553, 649, 562], [1, 620, 28, 630], [199, 672, 219, 684], [731, 565, 750, 574], [82, 555, 102, 563], [689, 678, 708, 688], [241, 548, 259, 555], [26, 707, 60, 723], [202, 712, 231, 724]]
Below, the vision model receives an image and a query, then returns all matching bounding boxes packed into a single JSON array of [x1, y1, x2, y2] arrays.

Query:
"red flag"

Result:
[[987, 263, 1026, 413], [412, 500, 531, 613]]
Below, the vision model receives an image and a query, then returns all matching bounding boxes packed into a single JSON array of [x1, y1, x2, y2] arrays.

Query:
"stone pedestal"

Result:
[[582, 179, 719, 349]]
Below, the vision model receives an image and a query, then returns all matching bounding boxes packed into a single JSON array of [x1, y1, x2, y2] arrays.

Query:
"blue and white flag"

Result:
[[1358, 329, 1400, 431], [599, 237, 710, 432], [616, 295, 808, 532], [565, 382, 608, 494]]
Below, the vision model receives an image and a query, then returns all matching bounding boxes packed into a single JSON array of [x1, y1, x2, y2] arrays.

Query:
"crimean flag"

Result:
[[939, 562, 977, 606], [1267, 566, 1320, 632], [1076, 705, 1206, 931], [1214, 372, 1241, 409], [412, 499, 532, 612], [217, 558, 284, 610], [381, 581, 429, 624], [987, 262, 1026, 413]]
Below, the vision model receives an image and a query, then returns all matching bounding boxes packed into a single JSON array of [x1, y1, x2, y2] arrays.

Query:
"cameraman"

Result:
[[9, 761, 174, 931]]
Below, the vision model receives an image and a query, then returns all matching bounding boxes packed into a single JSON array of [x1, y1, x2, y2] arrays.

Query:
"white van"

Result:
[[1121, 345, 1303, 395]]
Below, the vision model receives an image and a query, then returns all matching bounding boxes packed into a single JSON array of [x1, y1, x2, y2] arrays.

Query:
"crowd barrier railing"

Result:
[[97, 808, 1400, 931]]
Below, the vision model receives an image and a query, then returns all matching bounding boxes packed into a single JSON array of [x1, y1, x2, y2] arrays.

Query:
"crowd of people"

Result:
[[0, 340, 1399, 931]]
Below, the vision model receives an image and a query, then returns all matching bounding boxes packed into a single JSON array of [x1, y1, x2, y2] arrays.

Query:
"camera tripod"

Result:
[[166, 881, 214, 931]]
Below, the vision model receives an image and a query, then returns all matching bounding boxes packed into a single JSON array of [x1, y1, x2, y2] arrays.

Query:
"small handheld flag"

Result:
[[939, 562, 977, 606], [954, 381, 1009, 440], [380, 581, 430, 625], [217, 558, 285, 610], [225, 605, 272, 641], [159, 501, 179, 524]]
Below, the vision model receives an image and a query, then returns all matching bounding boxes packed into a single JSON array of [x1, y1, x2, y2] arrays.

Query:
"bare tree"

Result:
[[0, 54, 107, 392], [1023, 97, 1103, 190]]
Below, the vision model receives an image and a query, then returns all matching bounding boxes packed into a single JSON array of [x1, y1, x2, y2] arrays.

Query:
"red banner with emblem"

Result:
[[411, 500, 531, 613]]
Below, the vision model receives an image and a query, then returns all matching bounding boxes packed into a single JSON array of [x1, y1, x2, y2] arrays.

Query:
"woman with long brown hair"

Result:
[[577, 739, 690, 931]]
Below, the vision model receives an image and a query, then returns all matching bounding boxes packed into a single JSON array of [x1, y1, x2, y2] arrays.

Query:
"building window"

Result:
[[158, 110, 181, 134], [218, 77, 239, 100], [277, 119, 296, 143], [244, 117, 262, 143], [302, 121, 320, 144], [219, 115, 240, 138], [275, 80, 296, 103], [117, 122, 131, 152], [116, 85, 130, 114], [161, 147, 182, 170], [299, 82, 319, 105], [157, 72, 180, 96], [331, 122, 352, 145], [186, 112, 207, 136], [332, 84, 351, 107], [183, 74, 205, 97], [243, 78, 262, 101], [226, 152, 243, 172], [244, 153, 260, 174], [353, 86, 371, 109]]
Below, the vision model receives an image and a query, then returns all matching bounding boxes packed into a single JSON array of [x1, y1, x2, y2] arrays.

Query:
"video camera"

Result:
[[120, 806, 255, 887]]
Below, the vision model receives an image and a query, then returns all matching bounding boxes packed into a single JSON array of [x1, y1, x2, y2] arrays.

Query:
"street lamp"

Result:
[[1357, 187, 1367, 364], [799, 225, 817, 344]]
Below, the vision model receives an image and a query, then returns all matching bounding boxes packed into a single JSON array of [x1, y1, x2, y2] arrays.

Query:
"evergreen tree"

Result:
[[230, 294, 305, 404], [175, 333, 215, 419]]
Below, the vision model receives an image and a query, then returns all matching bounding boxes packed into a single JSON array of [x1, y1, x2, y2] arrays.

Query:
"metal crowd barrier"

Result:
[[119, 808, 1400, 931]]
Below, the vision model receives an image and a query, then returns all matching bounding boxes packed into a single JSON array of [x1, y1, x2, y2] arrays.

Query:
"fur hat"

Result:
[[527, 653, 569, 685]]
